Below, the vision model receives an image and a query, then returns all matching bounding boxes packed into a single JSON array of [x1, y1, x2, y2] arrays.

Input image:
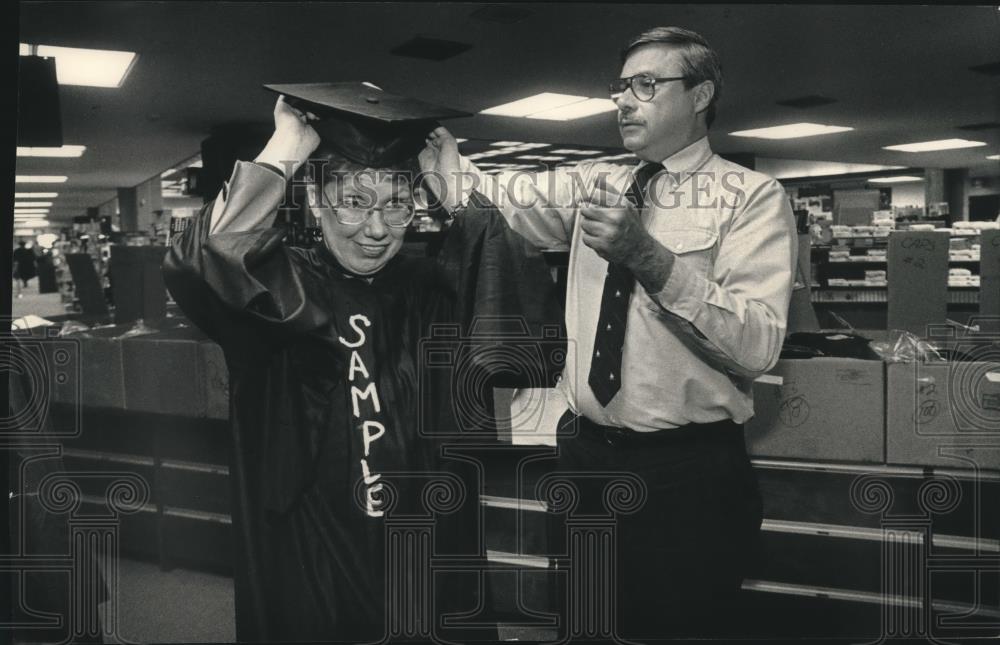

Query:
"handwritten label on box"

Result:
[[888, 231, 949, 335]]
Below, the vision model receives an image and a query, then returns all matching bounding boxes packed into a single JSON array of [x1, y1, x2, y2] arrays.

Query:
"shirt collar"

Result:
[[638, 135, 713, 188]]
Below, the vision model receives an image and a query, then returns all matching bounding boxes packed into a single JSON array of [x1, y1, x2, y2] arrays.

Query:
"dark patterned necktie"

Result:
[[587, 161, 663, 407]]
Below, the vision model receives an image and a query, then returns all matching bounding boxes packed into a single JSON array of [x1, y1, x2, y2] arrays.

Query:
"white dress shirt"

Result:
[[457, 136, 797, 431]]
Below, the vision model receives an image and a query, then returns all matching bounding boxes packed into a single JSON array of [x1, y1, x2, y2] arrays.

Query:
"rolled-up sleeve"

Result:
[[458, 157, 594, 250], [649, 179, 796, 378]]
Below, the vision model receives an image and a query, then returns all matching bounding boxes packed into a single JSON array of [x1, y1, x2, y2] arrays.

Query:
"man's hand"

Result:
[[419, 127, 465, 212], [254, 95, 321, 179], [580, 192, 674, 293], [579, 190, 651, 266]]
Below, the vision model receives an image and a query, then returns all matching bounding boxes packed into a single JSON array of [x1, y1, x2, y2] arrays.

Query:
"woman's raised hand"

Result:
[[255, 95, 321, 178], [419, 126, 464, 212]]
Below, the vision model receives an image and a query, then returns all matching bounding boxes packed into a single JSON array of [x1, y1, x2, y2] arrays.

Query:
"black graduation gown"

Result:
[[164, 202, 456, 642], [163, 170, 564, 642]]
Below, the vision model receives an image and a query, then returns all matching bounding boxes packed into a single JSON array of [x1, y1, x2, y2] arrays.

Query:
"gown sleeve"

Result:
[[435, 190, 567, 389], [162, 161, 328, 364]]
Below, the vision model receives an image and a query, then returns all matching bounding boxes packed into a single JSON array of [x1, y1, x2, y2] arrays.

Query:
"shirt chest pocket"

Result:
[[657, 227, 719, 277]]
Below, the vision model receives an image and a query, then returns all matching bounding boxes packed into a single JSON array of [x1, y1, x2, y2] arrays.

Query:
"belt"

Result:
[[566, 412, 742, 448]]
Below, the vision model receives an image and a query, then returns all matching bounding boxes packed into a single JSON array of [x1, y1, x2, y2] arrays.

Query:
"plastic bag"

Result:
[[120, 318, 159, 338], [56, 319, 91, 336], [869, 329, 946, 364]]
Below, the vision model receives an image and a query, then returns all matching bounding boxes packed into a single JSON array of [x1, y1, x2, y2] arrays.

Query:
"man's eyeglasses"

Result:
[[328, 202, 421, 228], [609, 73, 688, 102]]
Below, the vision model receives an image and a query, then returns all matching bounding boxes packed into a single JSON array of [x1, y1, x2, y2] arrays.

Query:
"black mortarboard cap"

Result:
[[264, 82, 470, 168]]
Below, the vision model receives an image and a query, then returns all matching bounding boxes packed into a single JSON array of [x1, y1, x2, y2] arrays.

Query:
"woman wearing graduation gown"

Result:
[[165, 91, 466, 643]]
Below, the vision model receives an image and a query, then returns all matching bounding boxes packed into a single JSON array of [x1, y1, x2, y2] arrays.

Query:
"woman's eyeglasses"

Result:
[[328, 202, 421, 228]]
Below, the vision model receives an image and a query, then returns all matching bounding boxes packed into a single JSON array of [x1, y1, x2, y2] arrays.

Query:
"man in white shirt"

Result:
[[423, 26, 796, 639]]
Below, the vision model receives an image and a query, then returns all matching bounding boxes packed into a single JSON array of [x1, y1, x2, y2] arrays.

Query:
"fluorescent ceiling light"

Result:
[[868, 176, 924, 183], [21, 43, 138, 88], [987, 154, 1000, 160], [482, 93, 617, 121], [19, 220, 52, 227], [15, 192, 58, 198], [550, 149, 604, 155], [527, 98, 617, 121], [517, 143, 550, 150], [16, 175, 68, 183], [14, 202, 54, 208], [483, 93, 584, 117], [15, 208, 51, 213], [490, 140, 525, 147], [534, 156, 567, 162], [467, 150, 507, 160], [755, 159, 906, 180], [883, 138, 986, 153], [730, 123, 854, 140], [17, 145, 86, 158], [455, 138, 468, 144]]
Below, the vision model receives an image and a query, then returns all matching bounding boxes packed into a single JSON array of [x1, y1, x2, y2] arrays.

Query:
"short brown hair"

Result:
[[305, 150, 421, 202], [621, 27, 722, 128]]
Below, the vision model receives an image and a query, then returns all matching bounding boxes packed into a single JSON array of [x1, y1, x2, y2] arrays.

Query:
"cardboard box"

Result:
[[75, 325, 130, 409], [746, 358, 885, 463], [42, 323, 138, 409], [886, 361, 1000, 470], [493, 387, 566, 446], [122, 327, 208, 417]]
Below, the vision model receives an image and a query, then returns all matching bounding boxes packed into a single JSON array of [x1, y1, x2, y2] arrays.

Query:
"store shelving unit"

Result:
[[810, 228, 989, 311]]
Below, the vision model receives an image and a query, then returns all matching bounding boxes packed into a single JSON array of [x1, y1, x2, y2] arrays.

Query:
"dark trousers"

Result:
[[555, 411, 763, 642]]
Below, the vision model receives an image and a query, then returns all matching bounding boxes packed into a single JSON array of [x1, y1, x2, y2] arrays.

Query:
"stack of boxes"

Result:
[[750, 225, 1000, 470], [745, 329, 1000, 471]]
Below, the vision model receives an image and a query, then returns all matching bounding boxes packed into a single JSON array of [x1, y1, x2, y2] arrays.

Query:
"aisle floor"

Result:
[[11, 280, 67, 319], [100, 558, 235, 643]]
